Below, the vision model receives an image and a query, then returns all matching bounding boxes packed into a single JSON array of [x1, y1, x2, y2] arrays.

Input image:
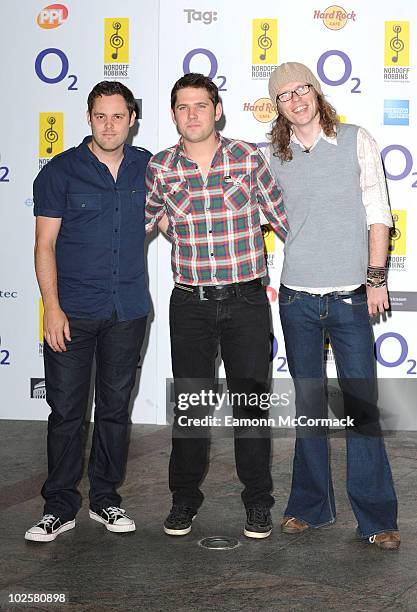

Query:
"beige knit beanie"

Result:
[[268, 62, 322, 110]]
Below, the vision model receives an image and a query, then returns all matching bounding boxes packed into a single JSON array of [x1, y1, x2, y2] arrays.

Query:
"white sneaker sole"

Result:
[[25, 519, 75, 542], [163, 515, 196, 536], [244, 527, 272, 539], [89, 510, 136, 533]]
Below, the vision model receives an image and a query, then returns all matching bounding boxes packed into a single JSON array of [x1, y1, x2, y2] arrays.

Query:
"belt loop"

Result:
[[198, 286, 208, 301]]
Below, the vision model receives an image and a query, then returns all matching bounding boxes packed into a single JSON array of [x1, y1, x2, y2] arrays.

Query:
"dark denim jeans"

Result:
[[169, 281, 274, 511], [279, 285, 398, 537], [42, 313, 147, 521]]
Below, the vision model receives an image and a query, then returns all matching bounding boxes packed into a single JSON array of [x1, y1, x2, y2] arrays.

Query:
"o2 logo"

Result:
[[183, 49, 227, 91], [375, 332, 416, 375], [0, 165, 10, 182], [35, 48, 78, 91], [317, 50, 361, 93], [381, 145, 417, 188], [0, 336, 10, 366], [270, 333, 287, 373]]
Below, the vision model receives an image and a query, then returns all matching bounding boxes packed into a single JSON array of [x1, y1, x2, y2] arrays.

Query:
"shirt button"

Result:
[[210, 253, 214, 257], [115, 208, 119, 212], [81, 203, 86, 208], [208, 229, 212, 233]]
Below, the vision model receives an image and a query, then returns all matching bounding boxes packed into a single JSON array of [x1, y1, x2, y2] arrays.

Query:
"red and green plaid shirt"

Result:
[[145, 134, 287, 285]]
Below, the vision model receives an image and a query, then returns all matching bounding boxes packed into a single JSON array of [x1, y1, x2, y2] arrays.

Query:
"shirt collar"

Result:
[[290, 128, 337, 151], [76, 135, 134, 164], [170, 132, 251, 168]]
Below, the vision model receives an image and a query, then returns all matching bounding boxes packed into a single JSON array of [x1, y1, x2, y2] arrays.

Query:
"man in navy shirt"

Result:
[[25, 81, 151, 542]]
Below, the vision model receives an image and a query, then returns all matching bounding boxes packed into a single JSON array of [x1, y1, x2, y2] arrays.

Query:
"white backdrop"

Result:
[[1, 0, 416, 425]]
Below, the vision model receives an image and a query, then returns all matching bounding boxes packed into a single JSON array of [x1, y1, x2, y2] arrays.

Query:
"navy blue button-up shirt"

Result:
[[33, 136, 151, 321]]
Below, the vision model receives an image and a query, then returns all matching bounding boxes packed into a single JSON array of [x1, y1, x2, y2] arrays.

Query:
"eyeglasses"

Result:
[[276, 84, 312, 103]]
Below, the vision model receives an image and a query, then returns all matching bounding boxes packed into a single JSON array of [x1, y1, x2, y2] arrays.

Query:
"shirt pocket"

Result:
[[223, 174, 251, 212], [130, 187, 145, 222], [163, 180, 192, 217], [65, 193, 102, 237]]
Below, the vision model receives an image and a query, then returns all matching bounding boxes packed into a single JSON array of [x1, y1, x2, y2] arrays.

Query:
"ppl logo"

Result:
[[266, 286, 277, 303], [37, 4, 68, 29]]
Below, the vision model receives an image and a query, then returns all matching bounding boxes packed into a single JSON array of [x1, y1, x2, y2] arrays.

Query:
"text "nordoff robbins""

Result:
[[177, 416, 355, 427]]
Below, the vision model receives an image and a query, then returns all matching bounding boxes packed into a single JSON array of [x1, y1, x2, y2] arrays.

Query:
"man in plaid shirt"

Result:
[[146, 73, 287, 538]]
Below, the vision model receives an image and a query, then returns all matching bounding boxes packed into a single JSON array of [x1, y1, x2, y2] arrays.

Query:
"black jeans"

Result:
[[169, 281, 274, 511], [42, 313, 147, 521]]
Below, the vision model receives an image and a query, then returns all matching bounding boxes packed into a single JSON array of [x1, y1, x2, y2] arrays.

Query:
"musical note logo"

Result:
[[390, 25, 404, 63], [44, 116, 59, 155], [258, 23, 272, 61], [110, 21, 124, 60]]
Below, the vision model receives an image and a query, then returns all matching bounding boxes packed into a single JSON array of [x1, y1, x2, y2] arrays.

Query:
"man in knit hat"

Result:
[[267, 62, 399, 549]]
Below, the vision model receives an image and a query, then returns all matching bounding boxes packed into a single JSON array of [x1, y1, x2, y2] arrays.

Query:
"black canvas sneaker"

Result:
[[244, 507, 273, 539], [163, 505, 197, 536], [25, 514, 75, 542], [89, 507, 136, 532]]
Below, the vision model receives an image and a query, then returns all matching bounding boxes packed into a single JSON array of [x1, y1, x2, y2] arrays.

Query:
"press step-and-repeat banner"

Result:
[[1, 0, 416, 425]]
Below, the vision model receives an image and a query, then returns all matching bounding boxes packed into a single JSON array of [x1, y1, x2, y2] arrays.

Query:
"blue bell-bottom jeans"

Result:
[[279, 284, 398, 538]]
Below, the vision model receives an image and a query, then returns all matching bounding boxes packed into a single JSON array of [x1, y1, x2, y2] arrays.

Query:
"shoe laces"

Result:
[[105, 507, 126, 518], [39, 514, 56, 527], [247, 507, 269, 524]]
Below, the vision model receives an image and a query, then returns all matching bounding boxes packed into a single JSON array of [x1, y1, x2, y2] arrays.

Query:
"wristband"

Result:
[[367, 266, 386, 289]]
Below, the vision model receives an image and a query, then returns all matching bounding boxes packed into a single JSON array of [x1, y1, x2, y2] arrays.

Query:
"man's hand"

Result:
[[366, 285, 389, 316], [44, 306, 71, 352]]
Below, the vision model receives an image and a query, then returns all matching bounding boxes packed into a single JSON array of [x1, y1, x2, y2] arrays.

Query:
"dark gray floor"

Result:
[[0, 421, 416, 612]]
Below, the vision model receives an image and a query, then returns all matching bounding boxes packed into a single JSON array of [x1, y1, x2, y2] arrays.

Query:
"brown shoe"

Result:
[[369, 531, 401, 550], [281, 516, 309, 534]]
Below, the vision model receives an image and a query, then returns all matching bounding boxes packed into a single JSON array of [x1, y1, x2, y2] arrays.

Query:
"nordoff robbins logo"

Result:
[[313, 5, 356, 30]]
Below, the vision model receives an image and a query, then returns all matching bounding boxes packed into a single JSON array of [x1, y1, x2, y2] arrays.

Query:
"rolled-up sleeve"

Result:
[[357, 127, 393, 228]]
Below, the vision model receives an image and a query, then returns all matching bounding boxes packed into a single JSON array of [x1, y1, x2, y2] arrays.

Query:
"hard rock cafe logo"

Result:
[[38, 113, 63, 170], [243, 98, 276, 123], [384, 21, 410, 82], [387, 210, 407, 272], [104, 18, 130, 79], [313, 6, 356, 30], [251, 19, 278, 80]]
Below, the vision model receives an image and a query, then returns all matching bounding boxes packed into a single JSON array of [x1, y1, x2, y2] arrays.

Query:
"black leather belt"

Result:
[[174, 278, 262, 301], [295, 285, 366, 298]]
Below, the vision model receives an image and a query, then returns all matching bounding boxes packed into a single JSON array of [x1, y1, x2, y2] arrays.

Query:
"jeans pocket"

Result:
[[240, 286, 269, 306]]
